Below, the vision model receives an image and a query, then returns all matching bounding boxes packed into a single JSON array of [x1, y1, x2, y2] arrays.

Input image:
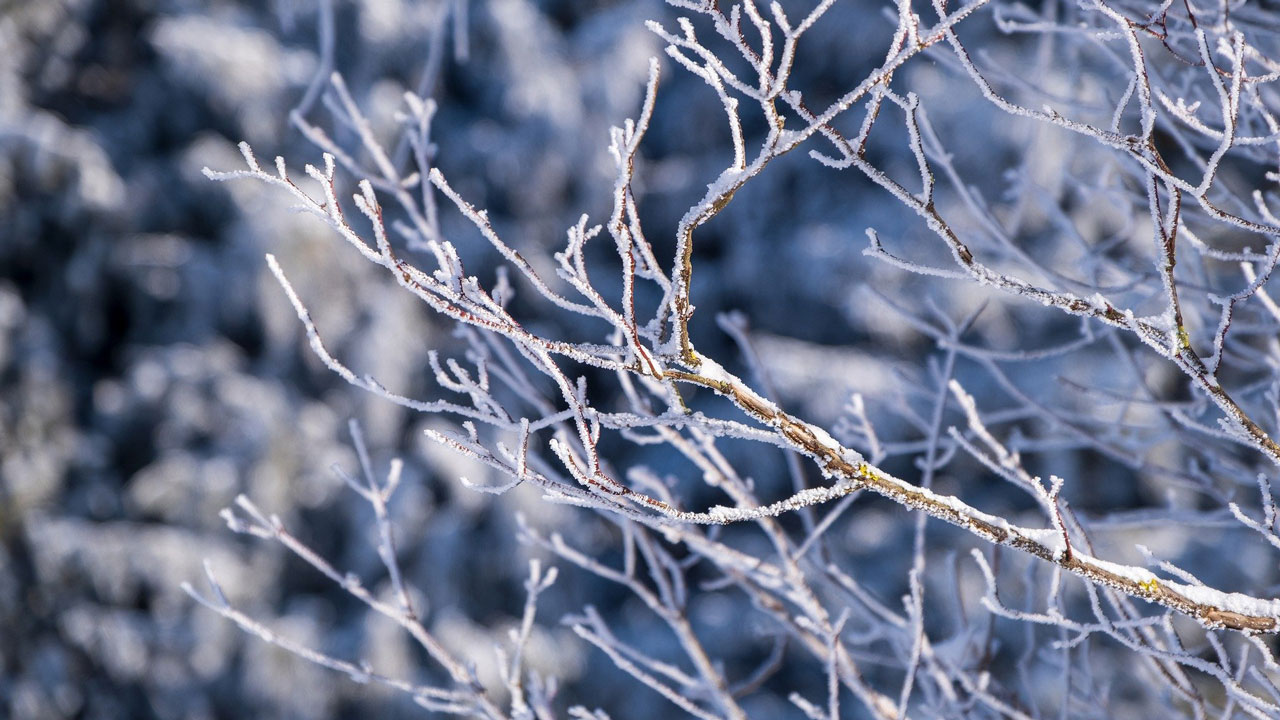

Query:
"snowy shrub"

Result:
[[184, 0, 1280, 717]]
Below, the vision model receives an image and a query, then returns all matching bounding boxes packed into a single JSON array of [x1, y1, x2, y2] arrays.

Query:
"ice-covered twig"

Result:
[[667, 359, 1280, 633]]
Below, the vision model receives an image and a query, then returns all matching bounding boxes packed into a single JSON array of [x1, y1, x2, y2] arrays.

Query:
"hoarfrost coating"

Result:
[[12, 0, 1280, 718], [195, 0, 1280, 715]]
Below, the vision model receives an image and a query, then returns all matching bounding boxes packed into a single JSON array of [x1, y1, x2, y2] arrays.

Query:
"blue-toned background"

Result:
[[6, 0, 1271, 718]]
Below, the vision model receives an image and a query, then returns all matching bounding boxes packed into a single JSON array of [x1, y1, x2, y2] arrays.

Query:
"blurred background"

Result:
[[5, 0, 1275, 717]]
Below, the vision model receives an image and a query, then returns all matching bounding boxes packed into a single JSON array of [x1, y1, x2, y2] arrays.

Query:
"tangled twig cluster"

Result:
[[192, 0, 1280, 717]]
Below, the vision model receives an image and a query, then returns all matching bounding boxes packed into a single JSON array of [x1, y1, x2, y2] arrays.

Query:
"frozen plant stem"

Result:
[[197, 0, 1280, 716], [211, 124, 1280, 631], [665, 364, 1280, 633]]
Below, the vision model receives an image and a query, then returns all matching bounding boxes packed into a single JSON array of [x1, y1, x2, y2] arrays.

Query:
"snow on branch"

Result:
[[198, 0, 1280, 716]]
